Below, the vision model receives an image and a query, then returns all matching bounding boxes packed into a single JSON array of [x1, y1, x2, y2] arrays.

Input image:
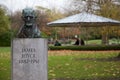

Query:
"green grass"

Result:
[[85, 39, 102, 44], [0, 47, 11, 53], [86, 39, 120, 45], [0, 47, 11, 80], [0, 47, 120, 80], [48, 52, 120, 79]]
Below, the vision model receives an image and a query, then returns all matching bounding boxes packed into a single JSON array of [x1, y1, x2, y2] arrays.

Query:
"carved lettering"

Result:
[[18, 48, 39, 64], [19, 59, 39, 64], [21, 54, 36, 58], [22, 48, 36, 53]]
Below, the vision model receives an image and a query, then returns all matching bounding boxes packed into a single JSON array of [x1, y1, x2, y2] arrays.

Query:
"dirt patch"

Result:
[[48, 50, 120, 56], [49, 77, 120, 80]]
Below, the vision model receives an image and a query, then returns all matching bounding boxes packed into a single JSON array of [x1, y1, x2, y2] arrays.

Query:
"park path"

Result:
[[48, 50, 120, 56]]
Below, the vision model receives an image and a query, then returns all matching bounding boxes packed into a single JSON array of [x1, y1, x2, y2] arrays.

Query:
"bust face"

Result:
[[22, 8, 36, 26]]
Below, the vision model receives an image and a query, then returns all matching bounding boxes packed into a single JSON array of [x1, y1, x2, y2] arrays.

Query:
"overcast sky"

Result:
[[0, 0, 70, 12]]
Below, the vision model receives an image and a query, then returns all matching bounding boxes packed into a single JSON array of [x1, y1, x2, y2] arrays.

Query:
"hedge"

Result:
[[0, 31, 11, 47], [49, 45, 120, 51]]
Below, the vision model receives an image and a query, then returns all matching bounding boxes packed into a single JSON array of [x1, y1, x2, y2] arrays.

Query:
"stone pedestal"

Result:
[[12, 38, 47, 80]]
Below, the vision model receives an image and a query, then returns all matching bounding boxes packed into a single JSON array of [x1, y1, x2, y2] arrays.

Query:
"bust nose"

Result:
[[27, 16, 30, 21]]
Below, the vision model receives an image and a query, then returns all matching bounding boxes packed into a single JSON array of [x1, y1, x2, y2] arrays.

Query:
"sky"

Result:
[[0, 0, 70, 12]]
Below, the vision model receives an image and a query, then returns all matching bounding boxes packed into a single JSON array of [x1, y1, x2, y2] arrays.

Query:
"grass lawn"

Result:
[[85, 39, 120, 45], [48, 50, 120, 80], [85, 39, 102, 45], [0, 47, 120, 80], [0, 47, 11, 80]]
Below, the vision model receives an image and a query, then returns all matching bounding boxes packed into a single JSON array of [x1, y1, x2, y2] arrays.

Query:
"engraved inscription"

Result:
[[22, 48, 36, 53], [21, 54, 36, 58], [18, 48, 39, 64], [19, 59, 39, 63]]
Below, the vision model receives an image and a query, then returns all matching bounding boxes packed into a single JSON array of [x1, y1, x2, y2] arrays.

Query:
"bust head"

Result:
[[22, 8, 37, 26]]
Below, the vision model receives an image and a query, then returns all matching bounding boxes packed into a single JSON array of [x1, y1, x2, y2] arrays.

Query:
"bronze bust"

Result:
[[17, 8, 41, 38]]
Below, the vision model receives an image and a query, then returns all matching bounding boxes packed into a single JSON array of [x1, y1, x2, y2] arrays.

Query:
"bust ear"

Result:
[[35, 15, 37, 19], [22, 10, 25, 16], [21, 16, 25, 21], [22, 10, 26, 20]]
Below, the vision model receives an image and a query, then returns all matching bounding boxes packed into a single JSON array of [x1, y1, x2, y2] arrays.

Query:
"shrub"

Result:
[[0, 31, 11, 46], [49, 45, 120, 51]]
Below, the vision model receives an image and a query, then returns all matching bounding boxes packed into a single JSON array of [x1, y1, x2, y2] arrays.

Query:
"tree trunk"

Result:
[[102, 33, 109, 45], [101, 26, 110, 45]]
